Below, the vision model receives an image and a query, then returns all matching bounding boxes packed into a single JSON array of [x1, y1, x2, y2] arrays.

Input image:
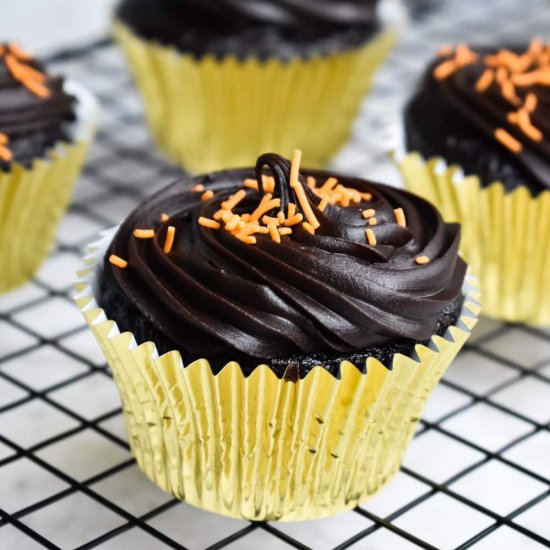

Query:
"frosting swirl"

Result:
[[0, 42, 75, 169], [182, 0, 378, 27], [116, 0, 380, 59], [406, 41, 550, 193], [105, 153, 466, 363]]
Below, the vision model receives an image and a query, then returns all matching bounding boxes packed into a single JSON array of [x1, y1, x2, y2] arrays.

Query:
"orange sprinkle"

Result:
[[434, 59, 458, 80], [201, 190, 214, 202], [318, 197, 330, 212], [416, 256, 431, 265], [0, 145, 13, 162], [494, 128, 522, 153], [524, 93, 538, 113], [434, 43, 478, 80], [262, 215, 280, 226], [222, 189, 246, 211], [487, 49, 522, 71], [361, 193, 373, 202], [320, 177, 338, 194], [262, 175, 275, 193], [495, 67, 507, 83], [224, 215, 241, 231], [438, 44, 453, 57], [250, 195, 281, 222], [192, 184, 205, 192], [394, 208, 407, 227], [0, 133, 8, 145], [22, 78, 50, 98], [366, 228, 377, 246], [199, 217, 221, 230], [8, 42, 32, 61], [109, 255, 128, 269], [516, 109, 543, 142], [350, 191, 362, 204], [133, 229, 155, 239], [213, 209, 227, 221], [498, 77, 521, 105], [277, 211, 286, 224], [287, 203, 297, 218], [302, 222, 315, 235], [294, 180, 320, 229], [163, 226, 176, 253], [289, 149, 302, 189], [244, 179, 259, 190], [368, 217, 378, 226], [362, 208, 375, 219], [268, 222, 281, 243], [512, 69, 550, 87], [476, 69, 494, 92], [14, 61, 46, 83], [278, 228, 292, 236], [529, 38, 544, 57], [284, 214, 304, 227], [237, 235, 257, 245], [507, 111, 520, 125], [230, 218, 246, 231], [455, 43, 478, 65], [236, 224, 265, 237], [161, 213, 169, 222], [4, 54, 23, 78], [307, 176, 316, 188], [338, 189, 350, 208]]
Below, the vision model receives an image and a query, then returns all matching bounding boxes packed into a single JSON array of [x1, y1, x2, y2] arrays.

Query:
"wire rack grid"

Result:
[[0, 0, 549, 548]]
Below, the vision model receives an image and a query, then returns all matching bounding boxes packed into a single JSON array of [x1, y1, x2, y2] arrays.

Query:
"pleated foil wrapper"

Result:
[[398, 152, 550, 325], [0, 81, 99, 294], [74, 227, 480, 521], [113, 22, 396, 173]]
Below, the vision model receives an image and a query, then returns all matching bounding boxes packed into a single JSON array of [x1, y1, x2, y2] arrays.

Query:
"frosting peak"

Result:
[[105, 153, 466, 364]]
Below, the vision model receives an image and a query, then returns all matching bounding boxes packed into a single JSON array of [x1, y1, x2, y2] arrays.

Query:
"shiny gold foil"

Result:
[[0, 83, 98, 294], [398, 152, 550, 325], [113, 22, 396, 173], [75, 228, 480, 521]]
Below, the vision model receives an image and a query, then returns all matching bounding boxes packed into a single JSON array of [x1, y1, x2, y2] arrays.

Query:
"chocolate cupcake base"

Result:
[[76, 227, 480, 521], [100, 263, 464, 378]]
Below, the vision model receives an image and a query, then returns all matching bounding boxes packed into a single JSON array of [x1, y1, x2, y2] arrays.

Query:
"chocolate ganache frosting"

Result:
[[405, 41, 550, 195], [0, 43, 76, 170], [101, 152, 466, 376], [116, 0, 381, 59]]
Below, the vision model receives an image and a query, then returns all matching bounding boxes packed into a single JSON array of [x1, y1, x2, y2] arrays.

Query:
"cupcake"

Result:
[[113, 0, 396, 173], [75, 150, 479, 521], [400, 40, 550, 324], [0, 42, 98, 294]]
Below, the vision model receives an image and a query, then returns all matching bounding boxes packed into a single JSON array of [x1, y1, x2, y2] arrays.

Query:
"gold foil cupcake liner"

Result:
[[113, 22, 396, 173], [74, 227, 480, 521], [0, 81, 99, 294], [398, 152, 550, 325]]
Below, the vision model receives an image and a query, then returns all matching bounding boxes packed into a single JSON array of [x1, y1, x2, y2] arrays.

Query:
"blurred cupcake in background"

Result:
[[113, 0, 397, 173], [399, 39, 550, 325], [0, 42, 98, 294], [76, 150, 479, 521]]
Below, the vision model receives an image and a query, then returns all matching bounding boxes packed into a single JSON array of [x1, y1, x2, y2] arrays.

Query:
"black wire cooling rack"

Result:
[[0, 0, 550, 548]]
